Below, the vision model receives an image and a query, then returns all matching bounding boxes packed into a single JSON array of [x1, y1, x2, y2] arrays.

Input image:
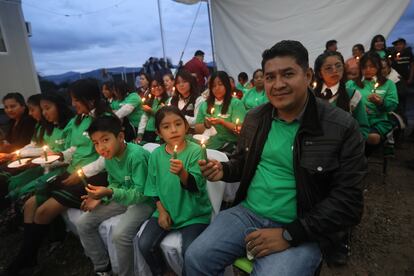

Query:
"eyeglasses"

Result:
[[322, 63, 343, 73]]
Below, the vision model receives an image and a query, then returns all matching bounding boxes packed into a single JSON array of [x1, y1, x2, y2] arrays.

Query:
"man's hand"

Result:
[[368, 93, 383, 106], [85, 184, 111, 200], [80, 195, 101, 212], [158, 210, 172, 230], [245, 228, 290, 258], [198, 159, 223, 181], [62, 171, 81, 186]]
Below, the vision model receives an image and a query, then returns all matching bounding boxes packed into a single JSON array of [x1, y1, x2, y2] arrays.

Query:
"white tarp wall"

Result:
[[0, 0, 40, 101], [209, 0, 410, 79]]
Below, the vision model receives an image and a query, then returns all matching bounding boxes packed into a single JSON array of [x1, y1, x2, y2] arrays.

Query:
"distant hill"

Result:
[[43, 67, 142, 84]]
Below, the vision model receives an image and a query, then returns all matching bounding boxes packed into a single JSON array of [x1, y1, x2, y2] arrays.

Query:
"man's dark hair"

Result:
[[194, 50, 205, 56], [88, 115, 122, 137], [261, 40, 309, 71], [237, 72, 248, 82], [325, 40, 337, 50]]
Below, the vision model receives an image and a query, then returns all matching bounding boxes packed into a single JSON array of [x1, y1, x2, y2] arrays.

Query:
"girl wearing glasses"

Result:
[[314, 51, 369, 140]]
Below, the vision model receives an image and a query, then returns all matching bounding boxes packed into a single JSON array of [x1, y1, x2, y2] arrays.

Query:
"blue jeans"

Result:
[[185, 205, 322, 276]]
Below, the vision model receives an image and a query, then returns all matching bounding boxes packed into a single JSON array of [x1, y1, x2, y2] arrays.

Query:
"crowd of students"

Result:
[[0, 35, 412, 276]]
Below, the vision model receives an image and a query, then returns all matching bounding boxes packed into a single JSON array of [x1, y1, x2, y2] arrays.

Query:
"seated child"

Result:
[[76, 115, 154, 276], [138, 106, 212, 276]]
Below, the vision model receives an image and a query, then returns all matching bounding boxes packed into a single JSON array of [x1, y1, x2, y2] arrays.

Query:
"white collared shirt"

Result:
[[321, 82, 340, 97]]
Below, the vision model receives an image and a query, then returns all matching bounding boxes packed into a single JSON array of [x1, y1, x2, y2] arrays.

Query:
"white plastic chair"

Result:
[[134, 146, 233, 276]]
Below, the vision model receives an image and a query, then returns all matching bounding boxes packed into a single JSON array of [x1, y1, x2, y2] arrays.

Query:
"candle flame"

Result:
[[397, 52, 401, 57], [43, 145, 48, 151], [173, 145, 178, 152], [15, 150, 20, 155], [142, 97, 146, 103], [236, 118, 240, 125], [388, 55, 392, 59], [312, 81, 317, 89], [374, 82, 379, 89], [77, 169, 83, 177], [210, 107, 215, 115], [356, 56, 360, 60], [148, 94, 152, 99]]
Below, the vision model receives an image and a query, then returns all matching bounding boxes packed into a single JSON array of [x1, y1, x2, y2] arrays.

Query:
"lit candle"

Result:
[[312, 81, 317, 89], [387, 55, 392, 59], [172, 144, 178, 159], [142, 97, 146, 104], [232, 92, 237, 97], [373, 82, 379, 93], [356, 56, 360, 61], [396, 52, 401, 59], [148, 94, 152, 99], [77, 169, 88, 186], [210, 107, 215, 116], [43, 145, 48, 161], [200, 139, 208, 161], [235, 118, 240, 128], [15, 150, 21, 165]]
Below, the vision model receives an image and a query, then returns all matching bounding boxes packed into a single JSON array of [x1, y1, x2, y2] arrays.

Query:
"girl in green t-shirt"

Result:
[[314, 51, 370, 140], [7, 93, 74, 200], [137, 78, 169, 143], [346, 52, 399, 148], [112, 80, 142, 142], [139, 106, 211, 276], [241, 69, 268, 110], [369, 34, 390, 60], [195, 71, 247, 153]]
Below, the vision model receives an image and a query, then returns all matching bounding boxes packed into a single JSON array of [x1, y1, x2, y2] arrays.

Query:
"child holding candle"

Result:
[[195, 71, 247, 153], [76, 115, 154, 276], [346, 52, 399, 149], [138, 106, 212, 276], [7, 92, 74, 200]]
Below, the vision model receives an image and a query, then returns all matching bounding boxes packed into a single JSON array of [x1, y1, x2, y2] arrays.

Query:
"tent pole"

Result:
[[157, 0, 167, 62], [207, 0, 216, 71]]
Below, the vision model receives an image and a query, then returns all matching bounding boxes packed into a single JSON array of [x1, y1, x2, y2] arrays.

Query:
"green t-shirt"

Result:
[[145, 97, 165, 132], [346, 79, 398, 135], [195, 98, 247, 150], [330, 89, 370, 140], [242, 87, 268, 110], [43, 123, 72, 152], [110, 99, 120, 111], [104, 143, 151, 206], [65, 116, 99, 173], [144, 140, 212, 229], [243, 119, 299, 223], [119, 93, 143, 127]]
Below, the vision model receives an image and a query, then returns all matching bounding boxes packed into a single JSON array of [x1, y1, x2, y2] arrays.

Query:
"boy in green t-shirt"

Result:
[[76, 115, 154, 276]]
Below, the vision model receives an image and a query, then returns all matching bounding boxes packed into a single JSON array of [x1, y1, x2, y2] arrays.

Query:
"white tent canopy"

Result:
[[176, 0, 410, 79]]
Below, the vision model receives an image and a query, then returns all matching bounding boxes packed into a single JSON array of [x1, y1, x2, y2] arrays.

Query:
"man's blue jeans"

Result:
[[185, 204, 322, 276]]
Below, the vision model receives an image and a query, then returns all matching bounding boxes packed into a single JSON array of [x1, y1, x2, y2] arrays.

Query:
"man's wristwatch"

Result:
[[282, 229, 293, 243]]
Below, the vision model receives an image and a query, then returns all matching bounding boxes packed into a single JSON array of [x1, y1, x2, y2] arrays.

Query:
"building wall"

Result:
[[0, 0, 40, 101]]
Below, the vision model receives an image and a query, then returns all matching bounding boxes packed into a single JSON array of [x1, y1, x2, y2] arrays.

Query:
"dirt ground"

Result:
[[1, 97, 414, 276]]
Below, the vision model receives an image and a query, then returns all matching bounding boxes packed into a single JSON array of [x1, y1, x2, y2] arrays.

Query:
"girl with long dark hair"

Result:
[[314, 51, 369, 139]]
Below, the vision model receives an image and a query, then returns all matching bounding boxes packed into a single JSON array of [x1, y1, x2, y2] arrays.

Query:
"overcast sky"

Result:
[[22, 0, 414, 76]]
